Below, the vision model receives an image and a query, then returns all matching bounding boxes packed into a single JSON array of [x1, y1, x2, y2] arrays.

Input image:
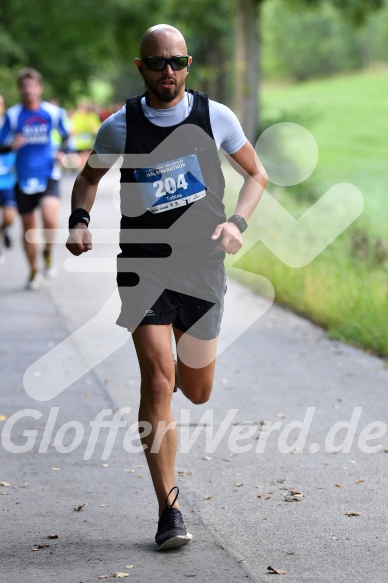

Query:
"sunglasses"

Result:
[[140, 55, 190, 71]]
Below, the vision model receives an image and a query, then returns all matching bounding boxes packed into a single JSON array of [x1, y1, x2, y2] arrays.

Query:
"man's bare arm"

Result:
[[211, 141, 268, 254], [66, 150, 111, 256]]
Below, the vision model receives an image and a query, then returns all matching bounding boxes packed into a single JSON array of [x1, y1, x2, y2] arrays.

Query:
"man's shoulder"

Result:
[[100, 104, 126, 128], [208, 99, 242, 128], [4, 104, 23, 131], [208, 98, 235, 116], [40, 100, 63, 116], [6, 103, 23, 117]]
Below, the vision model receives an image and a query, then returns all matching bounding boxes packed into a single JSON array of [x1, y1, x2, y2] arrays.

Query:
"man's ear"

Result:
[[134, 58, 143, 76]]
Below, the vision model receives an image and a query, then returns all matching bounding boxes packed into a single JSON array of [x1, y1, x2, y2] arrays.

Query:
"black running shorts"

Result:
[[116, 260, 226, 340], [15, 179, 60, 215]]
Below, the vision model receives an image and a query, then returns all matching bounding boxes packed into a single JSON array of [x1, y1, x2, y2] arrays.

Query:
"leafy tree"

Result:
[[262, 0, 365, 81], [0, 0, 164, 104], [162, 0, 234, 105], [234, 0, 384, 142]]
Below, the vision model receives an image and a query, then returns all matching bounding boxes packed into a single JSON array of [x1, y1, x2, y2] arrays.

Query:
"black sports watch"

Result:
[[227, 214, 248, 233]]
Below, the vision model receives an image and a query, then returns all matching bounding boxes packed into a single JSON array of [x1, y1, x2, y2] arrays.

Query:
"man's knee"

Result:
[[182, 380, 213, 405], [189, 392, 211, 405], [140, 372, 173, 405]]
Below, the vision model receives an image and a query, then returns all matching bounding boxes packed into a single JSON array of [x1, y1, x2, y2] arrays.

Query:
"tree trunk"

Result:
[[234, 0, 262, 144]]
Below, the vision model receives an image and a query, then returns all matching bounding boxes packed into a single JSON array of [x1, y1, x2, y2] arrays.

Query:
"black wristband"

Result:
[[227, 214, 248, 233], [68, 208, 90, 231]]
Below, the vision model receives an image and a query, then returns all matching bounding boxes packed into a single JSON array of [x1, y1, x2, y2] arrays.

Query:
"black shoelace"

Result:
[[165, 485, 180, 511]]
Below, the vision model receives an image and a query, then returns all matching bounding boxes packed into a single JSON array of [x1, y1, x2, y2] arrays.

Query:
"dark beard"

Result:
[[145, 73, 188, 104], [153, 86, 180, 103]]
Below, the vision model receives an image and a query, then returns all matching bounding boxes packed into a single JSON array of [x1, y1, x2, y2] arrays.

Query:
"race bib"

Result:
[[134, 153, 206, 214], [19, 177, 48, 194]]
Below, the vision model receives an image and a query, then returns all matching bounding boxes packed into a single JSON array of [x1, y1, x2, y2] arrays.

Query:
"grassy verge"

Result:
[[223, 69, 388, 358]]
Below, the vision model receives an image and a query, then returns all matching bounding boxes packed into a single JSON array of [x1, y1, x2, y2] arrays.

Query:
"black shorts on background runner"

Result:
[[15, 179, 60, 215]]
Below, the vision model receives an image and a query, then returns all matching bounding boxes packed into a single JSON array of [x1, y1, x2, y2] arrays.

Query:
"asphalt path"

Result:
[[1, 172, 387, 582]]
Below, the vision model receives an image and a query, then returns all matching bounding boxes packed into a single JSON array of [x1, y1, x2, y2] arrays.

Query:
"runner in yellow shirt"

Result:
[[70, 102, 101, 169]]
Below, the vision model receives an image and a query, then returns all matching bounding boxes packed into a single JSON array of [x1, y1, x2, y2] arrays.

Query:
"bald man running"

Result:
[[67, 24, 267, 550]]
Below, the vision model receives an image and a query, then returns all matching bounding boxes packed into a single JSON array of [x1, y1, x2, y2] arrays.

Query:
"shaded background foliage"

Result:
[[1, 0, 386, 105]]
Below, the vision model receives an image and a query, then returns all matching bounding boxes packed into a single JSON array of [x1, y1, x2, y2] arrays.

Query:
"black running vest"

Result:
[[119, 90, 226, 265]]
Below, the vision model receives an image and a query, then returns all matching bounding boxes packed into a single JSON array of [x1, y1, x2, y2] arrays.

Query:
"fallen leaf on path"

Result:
[[0, 491, 8, 495], [203, 495, 212, 500], [235, 483, 244, 487], [286, 489, 302, 496], [99, 576, 109, 579], [267, 565, 287, 574], [0, 415, 7, 421], [257, 494, 271, 500], [345, 511, 361, 517], [0, 482, 10, 487], [74, 504, 85, 512], [335, 483, 344, 488], [47, 534, 58, 539], [202, 456, 211, 461], [178, 471, 192, 477], [124, 565, 134, 569], [101, 464, 109, 468], [355, 480, 364, 484], [51, 467, 61, 471], [115, 573, 129, 578], [286, 550, 295, 555], [384, 448, 388, 453], [31, 544, 50, 551], [124, 469, 135, 473]]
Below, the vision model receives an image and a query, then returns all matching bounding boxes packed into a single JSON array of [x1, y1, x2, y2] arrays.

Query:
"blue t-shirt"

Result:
[[0, 101, 68, 194], [0, 151, 16, 190]]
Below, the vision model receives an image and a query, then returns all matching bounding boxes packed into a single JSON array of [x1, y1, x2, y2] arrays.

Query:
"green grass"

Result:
[[223, 69, 388, 358], [261, 69, 388, 234]]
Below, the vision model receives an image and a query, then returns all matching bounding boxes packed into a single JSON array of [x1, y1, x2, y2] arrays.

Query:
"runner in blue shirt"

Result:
[[0, 94, 17, 265], [0, 68, 69, 289]]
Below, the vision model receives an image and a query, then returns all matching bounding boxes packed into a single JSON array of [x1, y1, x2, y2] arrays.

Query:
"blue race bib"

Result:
[[134, 153, 206, 214]]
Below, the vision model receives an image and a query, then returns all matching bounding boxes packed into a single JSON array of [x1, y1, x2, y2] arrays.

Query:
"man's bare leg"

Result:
[[21, 211, 38, 274], [2, 206, 16, 231], [41, 195, 60, 278], [132, 324, 180, 516], [41, 195, 60, 255], [173, 327, 217, 404]]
